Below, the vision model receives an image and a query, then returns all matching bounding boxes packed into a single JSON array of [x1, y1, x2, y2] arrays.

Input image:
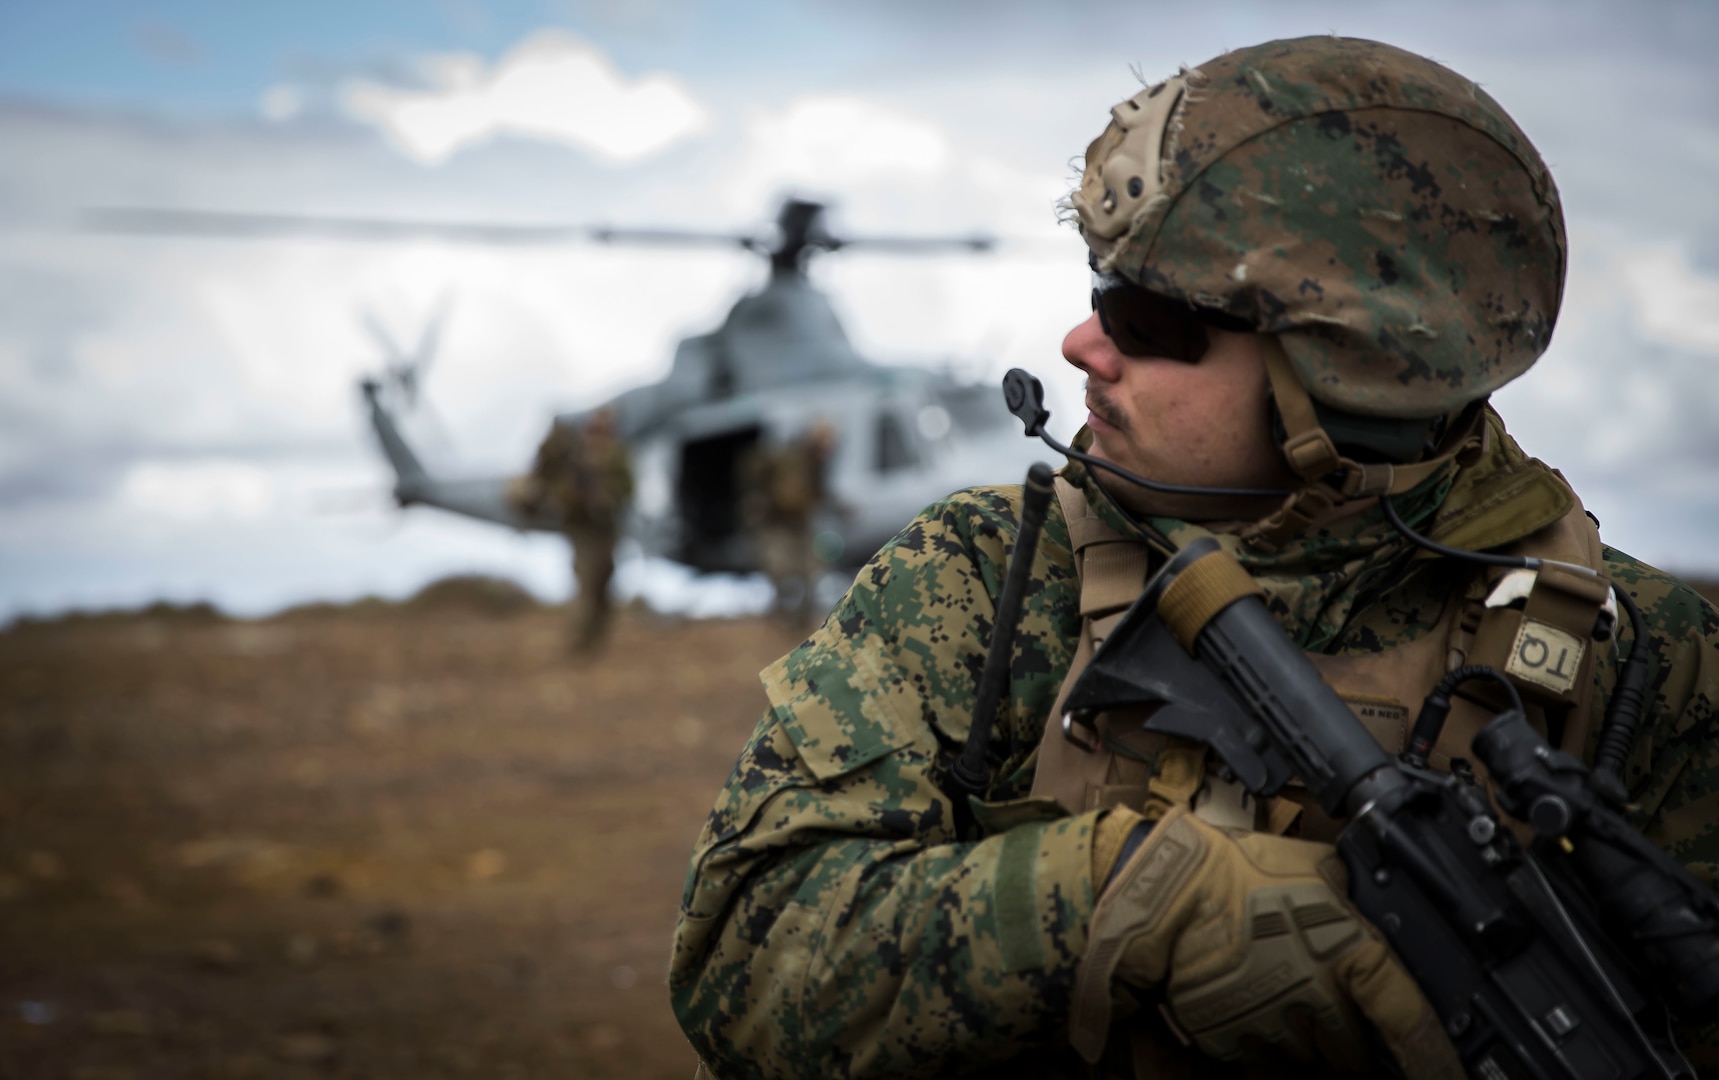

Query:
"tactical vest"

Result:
[[1029, 472, 1614, 1078]]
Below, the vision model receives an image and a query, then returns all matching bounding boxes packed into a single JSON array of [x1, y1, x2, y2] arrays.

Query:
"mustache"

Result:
[[1084, 381, 1130, 433]]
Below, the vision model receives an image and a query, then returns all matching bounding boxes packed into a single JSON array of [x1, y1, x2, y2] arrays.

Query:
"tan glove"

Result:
[[1072, 805, 1462, 1078]]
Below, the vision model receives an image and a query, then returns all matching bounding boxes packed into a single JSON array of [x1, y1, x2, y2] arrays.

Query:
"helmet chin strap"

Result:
[[1244, 337, 1486, 550]]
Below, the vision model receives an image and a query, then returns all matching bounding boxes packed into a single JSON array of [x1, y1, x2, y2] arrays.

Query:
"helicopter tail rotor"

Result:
[[359, 294, 453, 404], [405, 289, 455, 403], [358, 297, 458, 455], [359, 306, 413, 402]]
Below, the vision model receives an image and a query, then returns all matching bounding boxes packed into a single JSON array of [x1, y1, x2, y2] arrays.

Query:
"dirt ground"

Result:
[[0, 596, 808, 1080], [6, 576, 1719, 1080]]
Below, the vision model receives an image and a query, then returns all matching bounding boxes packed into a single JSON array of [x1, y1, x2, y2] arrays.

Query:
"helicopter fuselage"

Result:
[[364, 359, 1047, 574], [355, 201, 1046, 576]]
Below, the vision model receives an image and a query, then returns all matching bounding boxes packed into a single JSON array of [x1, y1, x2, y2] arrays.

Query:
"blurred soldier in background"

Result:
[[512, 408, 633, 652], [744, 420, 838, 629]]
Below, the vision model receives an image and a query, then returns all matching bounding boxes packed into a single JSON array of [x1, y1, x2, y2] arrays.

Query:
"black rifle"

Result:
[[1061, 536, 1719, 1079]]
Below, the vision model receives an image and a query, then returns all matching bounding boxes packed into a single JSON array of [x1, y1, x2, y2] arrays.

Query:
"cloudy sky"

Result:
[[2, 0, 1716, 620]]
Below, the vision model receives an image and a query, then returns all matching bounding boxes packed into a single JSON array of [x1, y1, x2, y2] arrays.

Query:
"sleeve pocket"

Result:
[[762, 641, 918, 782]]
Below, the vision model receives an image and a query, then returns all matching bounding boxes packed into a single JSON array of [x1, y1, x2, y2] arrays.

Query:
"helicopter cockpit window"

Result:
[[875, 410, 918, 473]]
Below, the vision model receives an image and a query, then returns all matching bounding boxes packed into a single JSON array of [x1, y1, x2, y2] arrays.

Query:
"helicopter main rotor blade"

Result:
[[85, 205, 1049, 273], [87, 207, 780, 253], [86, 207, 591, 245], [826, 234, 996, 254], [85, 208, 1013, 256], [586, 226, 762, 251]]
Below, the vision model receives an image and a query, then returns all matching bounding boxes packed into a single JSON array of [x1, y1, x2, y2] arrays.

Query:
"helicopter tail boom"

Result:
[[360, 377, 428, 494], [359, 378, 567, 533]]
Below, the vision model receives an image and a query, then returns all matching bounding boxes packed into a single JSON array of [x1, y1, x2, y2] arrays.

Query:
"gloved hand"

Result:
[[1072, 805, 1462, 1078]]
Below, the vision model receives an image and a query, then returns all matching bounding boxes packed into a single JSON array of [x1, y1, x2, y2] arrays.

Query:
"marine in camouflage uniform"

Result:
[[520, 408, 634, 652], [745, 422, 839, 629], [670, 37, 1719, 1078]]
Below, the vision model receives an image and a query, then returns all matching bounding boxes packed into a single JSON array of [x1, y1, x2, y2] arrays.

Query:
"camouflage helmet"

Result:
[[1071, 36, 1566, 420]]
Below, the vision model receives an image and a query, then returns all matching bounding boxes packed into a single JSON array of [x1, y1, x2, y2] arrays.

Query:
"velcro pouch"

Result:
[[1469, 563, 1609, 709]]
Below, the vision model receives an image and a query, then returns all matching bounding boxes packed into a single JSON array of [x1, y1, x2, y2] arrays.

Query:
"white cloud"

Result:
[[119, 460, 274, 522], [720, 96, 952, 213], [339, 30, 711, 165], [259, 85, 303, 123], [1621, 246, 1719, 354], [751, 97, 949, 180], [1494, 231, 1719, 572]]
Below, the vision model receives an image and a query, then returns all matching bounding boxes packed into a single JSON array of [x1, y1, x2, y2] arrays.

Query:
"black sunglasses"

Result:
[[1090, 265, 1247, 363]]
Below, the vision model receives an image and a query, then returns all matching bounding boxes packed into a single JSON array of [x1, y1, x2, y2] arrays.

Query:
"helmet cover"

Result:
[[1071, 36, 1566, 419]]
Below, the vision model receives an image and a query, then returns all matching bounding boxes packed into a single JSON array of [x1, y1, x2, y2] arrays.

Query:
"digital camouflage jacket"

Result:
[[670, 421, 1719, 1079]]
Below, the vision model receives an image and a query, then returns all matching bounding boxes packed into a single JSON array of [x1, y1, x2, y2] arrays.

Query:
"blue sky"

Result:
[[16, 2, 1713, 114], [0, 0, 952, 110], [0, 2, 597, 108], [1, 1, 1716, 618]]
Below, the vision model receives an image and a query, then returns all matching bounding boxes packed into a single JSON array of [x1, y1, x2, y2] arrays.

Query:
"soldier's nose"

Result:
[[1063, 313, 1126, 383]]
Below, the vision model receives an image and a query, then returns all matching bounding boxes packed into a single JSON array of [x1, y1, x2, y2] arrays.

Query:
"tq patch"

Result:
[[1506, 617, 1586, 694]]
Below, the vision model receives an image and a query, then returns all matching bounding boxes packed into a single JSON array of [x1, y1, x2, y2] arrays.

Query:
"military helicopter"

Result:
[[93, 197, 1053, 573]]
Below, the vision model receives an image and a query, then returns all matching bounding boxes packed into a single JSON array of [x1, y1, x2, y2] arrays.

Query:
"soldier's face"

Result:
[[1061, 312, 1294, 493]]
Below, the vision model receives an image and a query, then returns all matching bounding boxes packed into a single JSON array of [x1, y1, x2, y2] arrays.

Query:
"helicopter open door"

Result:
[[676, 425, 763, 573], [873, 408, 919, 475]]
